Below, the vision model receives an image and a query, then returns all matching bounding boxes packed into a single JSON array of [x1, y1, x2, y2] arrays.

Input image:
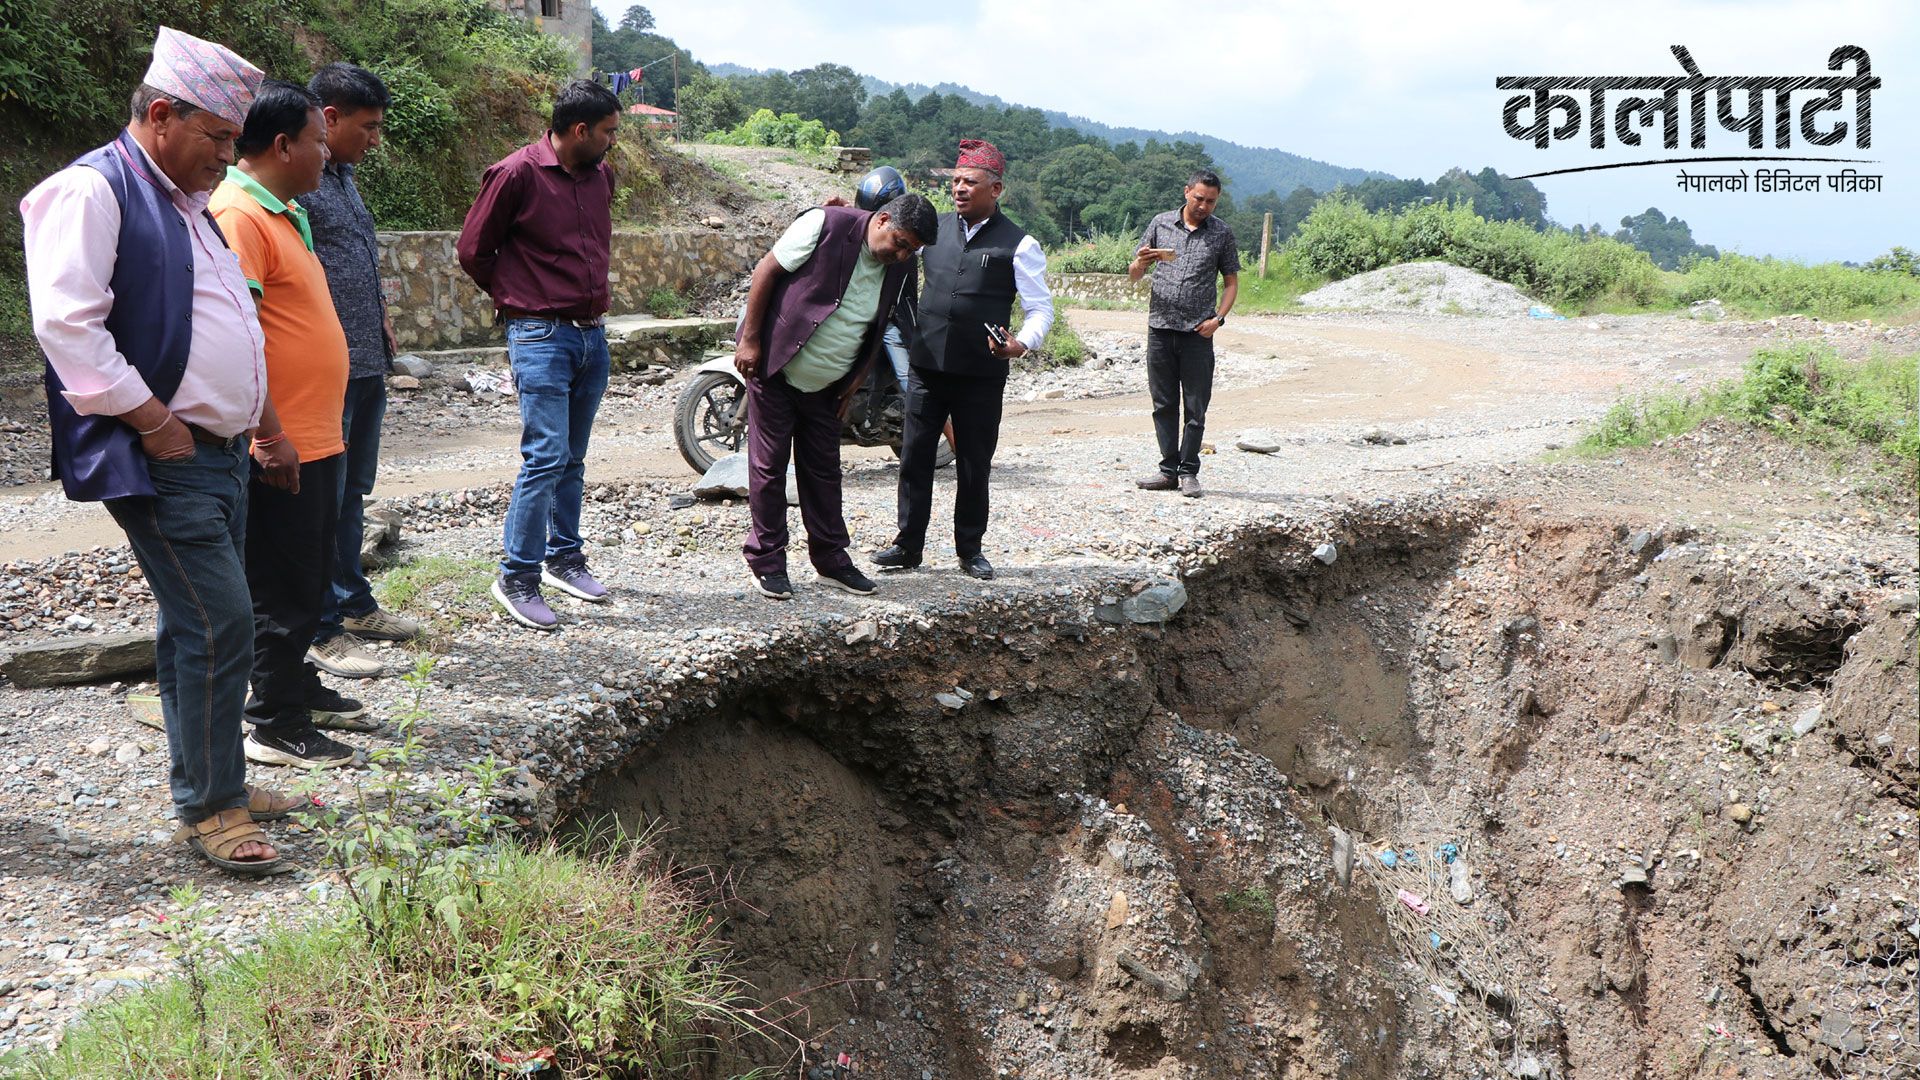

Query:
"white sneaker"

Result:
[[307, 634, 386, 679]]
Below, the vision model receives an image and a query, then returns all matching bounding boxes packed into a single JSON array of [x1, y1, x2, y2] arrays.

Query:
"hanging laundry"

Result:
[[631, 67, 645, 83], [609, 72, 630, 95]]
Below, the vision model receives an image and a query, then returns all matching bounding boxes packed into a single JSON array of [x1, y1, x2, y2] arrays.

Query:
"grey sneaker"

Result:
[[492, 573, 558, 630], [1178, 474, 1204, 498], [341, 607, 423, 641], [542, 553, 609, 602], [308, 634, 386, 679]]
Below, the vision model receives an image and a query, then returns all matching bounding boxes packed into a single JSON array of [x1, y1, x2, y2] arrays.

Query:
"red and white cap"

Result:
[[142, 26, 264, 128]]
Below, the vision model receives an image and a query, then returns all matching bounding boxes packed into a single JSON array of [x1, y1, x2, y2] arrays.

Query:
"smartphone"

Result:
[[1147, 247, 1177, 261], [984, 323, 1010, 348]]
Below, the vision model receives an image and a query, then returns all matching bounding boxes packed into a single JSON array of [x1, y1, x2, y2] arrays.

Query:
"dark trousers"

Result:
[[743, 371, 855, 577], [895, 366, 1005, 558], [1147, 327, 1216, 478], [105, 442, 253, 825], [244, 453, 342, 730], [317, 374, 386, 643]]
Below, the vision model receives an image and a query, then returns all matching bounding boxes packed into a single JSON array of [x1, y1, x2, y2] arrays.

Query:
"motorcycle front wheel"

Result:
[[674, 370, 747, 474]]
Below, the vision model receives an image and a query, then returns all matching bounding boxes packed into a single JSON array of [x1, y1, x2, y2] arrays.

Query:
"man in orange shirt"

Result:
[[209, 80, 362, 769]]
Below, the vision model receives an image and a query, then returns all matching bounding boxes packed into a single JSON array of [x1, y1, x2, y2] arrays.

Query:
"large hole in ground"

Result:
[[573, 507, 1915, 1079]]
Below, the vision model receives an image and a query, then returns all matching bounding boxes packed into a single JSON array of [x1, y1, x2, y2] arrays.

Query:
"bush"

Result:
[[1675, 253, 1920, 319], [1048, 229, 1140, 275], [710, 108, 837, 154], [644, 287, 688, 318]]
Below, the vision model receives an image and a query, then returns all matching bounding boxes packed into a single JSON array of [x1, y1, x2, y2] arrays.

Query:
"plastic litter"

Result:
[[1527, 305, 1567, 320], [1429, 931, 1444, 949], [1437, 842, 1460, 864], [1379, 850, 1398, 868], [1397, 889, 1430, 915]]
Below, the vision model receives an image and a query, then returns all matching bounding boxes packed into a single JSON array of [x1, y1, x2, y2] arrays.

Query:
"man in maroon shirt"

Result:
[[457, 80, 620, 631]]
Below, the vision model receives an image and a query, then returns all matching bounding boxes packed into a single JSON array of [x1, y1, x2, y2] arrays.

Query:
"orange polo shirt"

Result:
[[209, 168, 347, 462]]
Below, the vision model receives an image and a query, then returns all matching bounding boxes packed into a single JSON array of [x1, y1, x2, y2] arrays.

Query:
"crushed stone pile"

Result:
[[1300, 261, 1538, 317]]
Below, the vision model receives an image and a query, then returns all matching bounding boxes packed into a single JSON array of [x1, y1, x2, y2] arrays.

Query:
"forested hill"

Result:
[[706, 64, 1391, 198]]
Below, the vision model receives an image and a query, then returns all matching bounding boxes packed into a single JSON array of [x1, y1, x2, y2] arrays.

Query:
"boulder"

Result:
[[2, 632, 156, 688]]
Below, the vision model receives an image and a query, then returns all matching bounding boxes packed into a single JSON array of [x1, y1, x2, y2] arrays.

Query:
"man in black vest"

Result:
[[873, 139, 1053, 580]]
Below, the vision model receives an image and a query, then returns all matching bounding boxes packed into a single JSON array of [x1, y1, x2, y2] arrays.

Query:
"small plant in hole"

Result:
[[1220, 886, 1278, 920]]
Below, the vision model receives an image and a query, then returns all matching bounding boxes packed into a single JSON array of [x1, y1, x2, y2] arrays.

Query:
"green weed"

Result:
[[1219, 887, 1277, 920], [644, 288, 690, 319], [375, 554, 494, 612]]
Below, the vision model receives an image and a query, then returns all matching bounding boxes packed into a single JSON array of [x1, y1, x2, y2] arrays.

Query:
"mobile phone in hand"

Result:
[[984, 323, 1010, 348]]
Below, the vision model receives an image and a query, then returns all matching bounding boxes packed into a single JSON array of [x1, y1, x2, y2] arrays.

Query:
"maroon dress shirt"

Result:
[[456, 135, 612, 320]]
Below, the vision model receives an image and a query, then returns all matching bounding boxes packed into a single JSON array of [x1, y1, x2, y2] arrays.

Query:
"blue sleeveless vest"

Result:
[[44, 130, 214, 501]]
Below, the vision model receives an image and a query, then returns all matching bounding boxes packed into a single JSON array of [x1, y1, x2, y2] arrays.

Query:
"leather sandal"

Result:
[[246, 784, 311, 822], [174, 806, 286, 877]]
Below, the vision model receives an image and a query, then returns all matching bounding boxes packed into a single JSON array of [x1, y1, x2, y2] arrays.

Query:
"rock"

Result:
[[1430, 984, 1459, 1007], [1313, 543, 1338, 565], [1792, 705, 1824, 737], [1886, 592, 1918, 614], [1510, 1055, 1545, 1079], [692, 454, 751, 499], [1819, 1013, 1867, 1054], [1726, 803, 1753, 824], [1449, 859, 1474, 903], [1358, 427, 1404, 445], [934, 692, 966, 710], [62, 614, 94, 631], [1651, 632, 1679, 663], [388, 375, 422, 391], [844, 620, 877, 645], [86, 738, 112, 757], [1330, 825, 1355, 888], [1236, 430, 1282, 454], [1689, 298, 1726, 321], [1619, 864, 1650, 888], [1123, 581, 1187, 624], [1, 632, 156, 688], [1627, 529, 1654, 554], [389, 353, 433, 379], [700, 215, 727, 228], [113, 742, 143, 764], [1105, 890, 1129, 930]]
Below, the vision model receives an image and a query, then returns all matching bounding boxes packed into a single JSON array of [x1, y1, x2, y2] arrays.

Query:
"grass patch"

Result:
[[1575, 344, 1918, 477], [1219, 887, 1277, 921], [1011, 307, 1083, 366], [644, 288, 690, 319], [1048, 229, 1139, 275], [376, 554, 495, 612], [1234, 248, 1329, 315]]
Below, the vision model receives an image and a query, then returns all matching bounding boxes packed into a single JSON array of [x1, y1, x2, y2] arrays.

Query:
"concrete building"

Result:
[[499, 0, 592, 74]]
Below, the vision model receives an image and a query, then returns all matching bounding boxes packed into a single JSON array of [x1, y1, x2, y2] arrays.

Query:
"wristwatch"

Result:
[[1213, 313, 1227, 325]]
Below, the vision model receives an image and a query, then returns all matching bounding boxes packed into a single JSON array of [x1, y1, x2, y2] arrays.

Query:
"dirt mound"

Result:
[[1301, 261, 1539, 316]]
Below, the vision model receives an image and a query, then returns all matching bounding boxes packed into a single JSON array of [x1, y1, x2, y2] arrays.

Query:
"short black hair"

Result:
[[550, 79, 621, 135], [308, 62, 390, 113], [1187, 169, 1223, 190], [880, 193, 939, 246], [237, 79, 322, 157], [130, 83, 199, 123]]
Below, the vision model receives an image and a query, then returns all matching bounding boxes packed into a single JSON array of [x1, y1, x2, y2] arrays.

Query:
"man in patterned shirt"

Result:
[[1129, 170, 1239, 498], [302, 62, 423, 684]]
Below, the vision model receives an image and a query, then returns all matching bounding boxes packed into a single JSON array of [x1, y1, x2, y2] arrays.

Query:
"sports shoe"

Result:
[[308, 634, 386, 679], [341, 607, 423, 641], [753, 570, 795, 600], [1135, 473, 1178, 491], [1178, 474, 1204, 498], [306, 686, 379, 733], [817, 564, 877, 596], [542, 553, 610, 602], [870, 544, 922, 571], [492, 573, 558, 630], [245, 725, 356, 768]]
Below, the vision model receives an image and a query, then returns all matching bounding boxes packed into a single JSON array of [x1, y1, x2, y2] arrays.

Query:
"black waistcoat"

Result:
[[909, 210, 1028, 379]]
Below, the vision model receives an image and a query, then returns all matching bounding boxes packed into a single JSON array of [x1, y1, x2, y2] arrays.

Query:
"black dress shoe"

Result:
[[959, 554, 995, 580], [871, 544, 922, 570]]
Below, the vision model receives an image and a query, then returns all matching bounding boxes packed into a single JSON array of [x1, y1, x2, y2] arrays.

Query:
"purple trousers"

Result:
[[743, 371, 855, 576]]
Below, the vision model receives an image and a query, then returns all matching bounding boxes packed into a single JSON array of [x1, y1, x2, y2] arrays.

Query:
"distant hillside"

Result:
[[707, 64, 1392, 197]]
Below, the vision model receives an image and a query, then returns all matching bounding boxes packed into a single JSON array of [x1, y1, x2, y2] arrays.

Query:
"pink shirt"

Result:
[[20, 136, 267, 437]]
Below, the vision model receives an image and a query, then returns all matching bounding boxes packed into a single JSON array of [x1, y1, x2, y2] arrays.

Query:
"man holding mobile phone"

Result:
[[873, 139, 1053, 581], [1129, 170, 1239, 497]]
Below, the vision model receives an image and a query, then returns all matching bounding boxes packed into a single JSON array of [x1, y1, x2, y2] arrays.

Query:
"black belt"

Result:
[[185, 423, 243, 449], [502, 312, 605, 328]]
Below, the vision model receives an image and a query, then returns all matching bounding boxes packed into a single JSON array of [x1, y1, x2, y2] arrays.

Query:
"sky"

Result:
[[602, 0, 1917, 262]]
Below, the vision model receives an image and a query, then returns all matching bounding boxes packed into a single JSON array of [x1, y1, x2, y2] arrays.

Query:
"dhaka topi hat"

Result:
[[955, 138, 1005, 178], [142, 26, 264, 128]]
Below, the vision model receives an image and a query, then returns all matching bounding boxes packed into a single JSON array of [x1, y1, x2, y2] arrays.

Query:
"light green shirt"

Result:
[[771, 208, 885, 392]]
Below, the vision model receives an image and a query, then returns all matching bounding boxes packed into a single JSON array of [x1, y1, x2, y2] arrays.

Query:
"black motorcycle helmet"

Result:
[[855, 165, 907, 210]]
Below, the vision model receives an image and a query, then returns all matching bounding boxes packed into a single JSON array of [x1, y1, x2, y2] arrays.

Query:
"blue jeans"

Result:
[[104, 442, 253, 825], [882, 323, 910, 388], [318, 374, 387, 641], [501, 318, 609, 576]]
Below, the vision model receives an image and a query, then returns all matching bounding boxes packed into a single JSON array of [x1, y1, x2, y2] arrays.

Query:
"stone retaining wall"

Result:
[[380, 228, 771, 350], [1044, 272, 1151, 306]]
